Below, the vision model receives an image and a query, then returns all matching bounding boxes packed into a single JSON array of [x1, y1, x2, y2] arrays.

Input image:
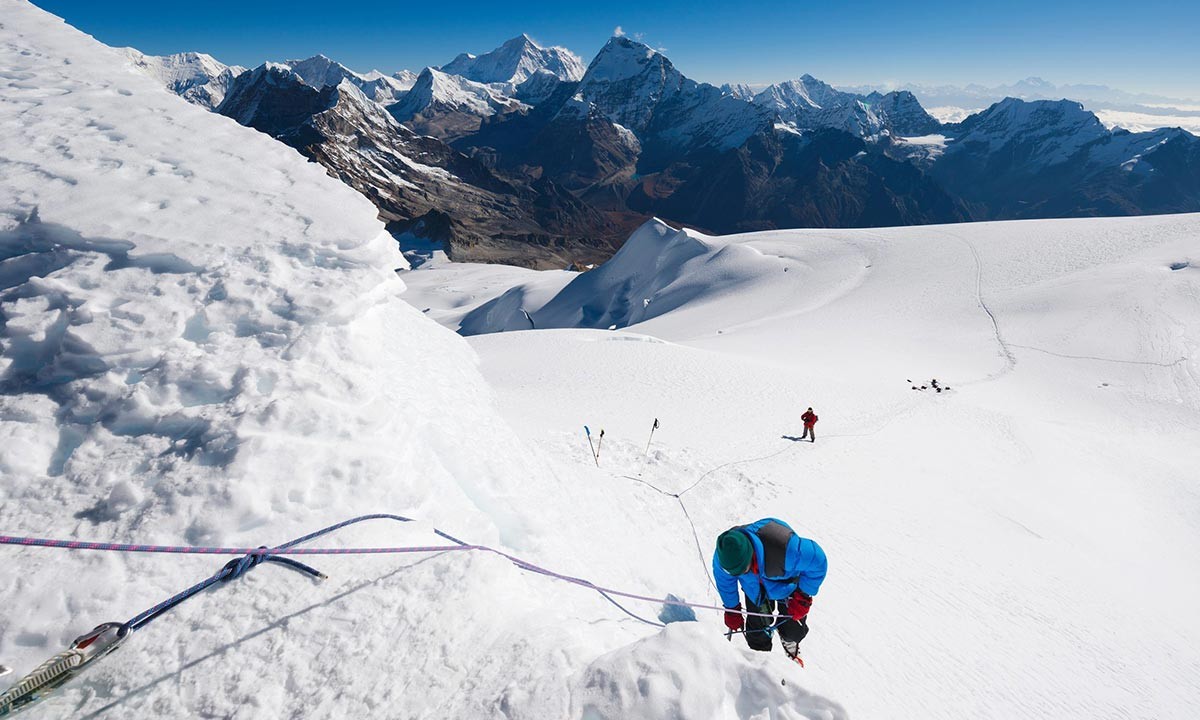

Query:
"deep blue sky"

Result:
[[33, 0, 1200, 99]]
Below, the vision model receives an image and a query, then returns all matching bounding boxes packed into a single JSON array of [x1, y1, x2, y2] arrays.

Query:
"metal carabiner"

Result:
[[0, 622, 128, 717]]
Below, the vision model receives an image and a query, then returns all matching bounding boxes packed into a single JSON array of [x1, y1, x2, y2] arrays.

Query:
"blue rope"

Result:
[[127, 549, 325, 631], [127, 517, 417, 632]]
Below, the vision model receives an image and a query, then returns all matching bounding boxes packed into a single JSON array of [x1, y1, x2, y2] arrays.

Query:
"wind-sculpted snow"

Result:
[[0, 0, 540, 566], [573, 623, 846, 720]]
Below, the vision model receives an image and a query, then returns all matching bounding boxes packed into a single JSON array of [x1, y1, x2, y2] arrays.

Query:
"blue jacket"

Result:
[[713, 518, 827, 609]]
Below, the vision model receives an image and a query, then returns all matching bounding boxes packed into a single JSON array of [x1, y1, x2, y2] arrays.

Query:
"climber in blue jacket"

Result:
[[713, 518, 827, 661]]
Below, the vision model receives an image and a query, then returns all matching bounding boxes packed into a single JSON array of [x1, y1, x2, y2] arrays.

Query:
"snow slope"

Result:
[[398, 249, 577, 333], [406, 213, 1200, 720], [1, 4, 840, 719]]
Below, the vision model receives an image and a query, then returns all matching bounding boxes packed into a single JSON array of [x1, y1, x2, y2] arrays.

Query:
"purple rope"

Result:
[[0, 521, 780, 620], [0, 536, 474, 555]]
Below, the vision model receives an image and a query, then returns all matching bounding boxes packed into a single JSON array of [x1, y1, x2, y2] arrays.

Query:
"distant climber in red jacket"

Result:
[[800, 407, 818, 442]]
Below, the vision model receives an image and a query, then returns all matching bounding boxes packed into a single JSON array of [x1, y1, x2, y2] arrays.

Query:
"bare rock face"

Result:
[[628, 128, 970, 233]]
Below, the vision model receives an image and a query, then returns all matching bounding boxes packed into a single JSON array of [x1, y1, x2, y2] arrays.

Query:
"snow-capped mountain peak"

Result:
[[121, 48, 245, 110], [391, 69, 418, 88], [582, 35, 673, 86], [953, 97, 1109, 161], [564, 36, 687, 132], [754, 75, 845, 112], [285, 54, 357, 85], [388, 66, 528, 134], [557, 37, 771, 159], [284, 54, 411, 104], [439, 33, 585, 87], [865, 89, 942, 135], [720, 82, 756, 101], [751, 75, 942, 138]]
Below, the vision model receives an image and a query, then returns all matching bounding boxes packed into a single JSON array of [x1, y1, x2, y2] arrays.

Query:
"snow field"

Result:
[[417, 212, 1200, 718]]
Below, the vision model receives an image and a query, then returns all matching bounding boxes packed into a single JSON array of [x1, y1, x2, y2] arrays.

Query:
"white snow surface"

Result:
[[398, 251, 577, 334], [404, 214, 1200, 720], [2, 4, 831, 719]]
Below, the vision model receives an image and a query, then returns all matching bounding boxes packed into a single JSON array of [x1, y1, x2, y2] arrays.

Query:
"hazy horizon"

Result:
[[33, 0, 1200, 102]]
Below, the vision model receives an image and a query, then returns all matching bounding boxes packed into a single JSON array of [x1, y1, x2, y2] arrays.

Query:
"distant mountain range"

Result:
[[125, 37, 1200, 268], [841, 77, 1200, 114]]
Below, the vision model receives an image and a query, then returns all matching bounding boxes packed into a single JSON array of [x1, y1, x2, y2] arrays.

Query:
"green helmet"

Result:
[[716, 529, 753, 575]]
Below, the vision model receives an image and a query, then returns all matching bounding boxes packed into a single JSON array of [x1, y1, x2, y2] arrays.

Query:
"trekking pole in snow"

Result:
[[644, 418, 659, 457], [584, 426, 599, 467], [595, 429, 605, 464]]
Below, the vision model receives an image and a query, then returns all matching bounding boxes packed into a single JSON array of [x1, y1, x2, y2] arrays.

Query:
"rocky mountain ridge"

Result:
[[126, 35, 1200, 266]]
